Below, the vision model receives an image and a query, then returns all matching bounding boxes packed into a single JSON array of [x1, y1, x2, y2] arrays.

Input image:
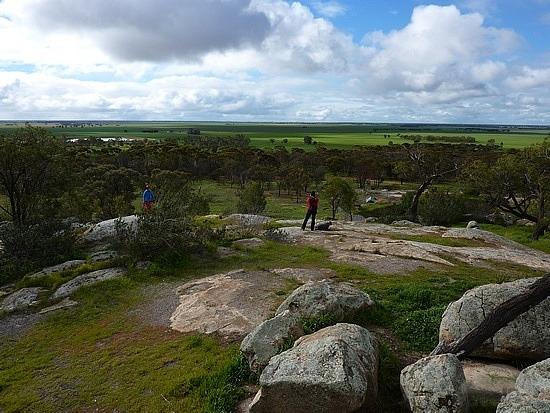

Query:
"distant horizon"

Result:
[[2, 120, 550, 128]]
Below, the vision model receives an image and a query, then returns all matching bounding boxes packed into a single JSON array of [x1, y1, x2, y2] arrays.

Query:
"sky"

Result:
[[0, 0, 549, 124]]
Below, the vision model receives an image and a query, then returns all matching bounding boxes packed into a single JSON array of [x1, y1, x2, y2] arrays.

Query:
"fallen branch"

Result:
[[431, 273, 550, 359]]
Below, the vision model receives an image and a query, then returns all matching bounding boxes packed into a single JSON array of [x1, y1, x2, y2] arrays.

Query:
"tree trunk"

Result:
[[409, 179, 431, 222], [431, 273, 550, 360], [532, 191, 547, 241]]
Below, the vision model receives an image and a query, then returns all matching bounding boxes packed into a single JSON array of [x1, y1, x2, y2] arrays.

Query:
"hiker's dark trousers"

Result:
[[302, 208, 317, 231]]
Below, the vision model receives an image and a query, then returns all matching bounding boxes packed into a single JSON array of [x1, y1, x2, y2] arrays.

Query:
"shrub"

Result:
[[237, 182, 266, 215], [418, 189, 466, 226], [0, 221, 77, 285], [114, 172, 213, 261]]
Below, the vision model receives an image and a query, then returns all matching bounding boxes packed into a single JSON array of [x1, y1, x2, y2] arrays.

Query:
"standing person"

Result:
[[302, 191, 319, 231], [142, 183, 155, 212]]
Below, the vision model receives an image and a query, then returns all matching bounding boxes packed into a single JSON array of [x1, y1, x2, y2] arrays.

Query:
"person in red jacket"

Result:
[[302, 191, 319, 231]]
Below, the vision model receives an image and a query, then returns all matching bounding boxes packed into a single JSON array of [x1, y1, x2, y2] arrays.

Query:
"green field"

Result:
[[1, 121, 548, 149]]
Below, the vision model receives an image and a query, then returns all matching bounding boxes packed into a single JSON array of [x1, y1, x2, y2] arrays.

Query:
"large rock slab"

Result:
[[224, 214, 271, 226], [29, 260, 86, 279], [439, 278, 550, 362], [462, 360, 519, 406], [497, 358, 550, 412], [275, 221, 550, 273], [232, 238, 265, 249], [240, 310, 304, 375], [1, 288, 44, 312], [275, 280, 374, 320], [170, 269, 291, 339], [269, 268, 336, 283], [400, 354, 469, 413], [81, 215, 138, 243], [249, 323, 379, 413], [52, 268, 126, 299]]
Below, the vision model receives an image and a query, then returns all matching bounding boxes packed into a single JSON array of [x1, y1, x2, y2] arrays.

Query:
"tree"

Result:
[[303, 136, 313, 145], [464, 142, 549, 240], [324, 177, 356, 220], [397, 144, 459, 222], [237, 182, 267, 214], [0, 127, 66, 226]]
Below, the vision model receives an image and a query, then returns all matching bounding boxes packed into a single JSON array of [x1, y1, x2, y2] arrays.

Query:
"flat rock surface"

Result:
[[170, 268, 337, 340], [81, 215, 138, 243], [29, 260, 86, 278], [273, 222, 550, 273], [1, 288, 44, 312], [39, 298, 79, 314], [462, 360, 520, 403], [170, 269, 290, 340], [52, 268, 127, 299]]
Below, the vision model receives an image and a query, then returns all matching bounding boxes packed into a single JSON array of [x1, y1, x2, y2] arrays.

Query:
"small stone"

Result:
[[466, 221, 479, 229], [89, 250, 118, 262]]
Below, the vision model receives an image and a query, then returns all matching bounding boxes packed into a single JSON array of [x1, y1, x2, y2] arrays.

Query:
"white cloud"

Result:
[[0, 1, 548, 124], [311, 1, 346, 18], [361, 5, 519, 101]]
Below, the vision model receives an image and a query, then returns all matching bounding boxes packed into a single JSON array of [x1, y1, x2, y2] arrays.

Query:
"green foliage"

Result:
[[324, 177, 356, 219], [114, 172, 213, 261], [359, 192, 414, 224], [0, 126, 67, 226], [0, 221, 77, 285], [301, 313, 338, 335], [418, 189, 466, 226], [237, 182, 266, 214]]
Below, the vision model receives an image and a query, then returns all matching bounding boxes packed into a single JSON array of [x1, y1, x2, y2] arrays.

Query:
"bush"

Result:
[[0, 221, 77, 285], [358, 192, 414, 224], [114, 173, 213, 261], [237, 182, 266, 215], [418, 189, 466, 226]]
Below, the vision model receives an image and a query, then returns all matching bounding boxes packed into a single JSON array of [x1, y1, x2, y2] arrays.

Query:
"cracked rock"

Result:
[[439, 278, 550, 362]]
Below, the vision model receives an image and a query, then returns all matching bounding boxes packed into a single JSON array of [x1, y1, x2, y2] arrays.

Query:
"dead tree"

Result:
[[431, 273, 550, 360]]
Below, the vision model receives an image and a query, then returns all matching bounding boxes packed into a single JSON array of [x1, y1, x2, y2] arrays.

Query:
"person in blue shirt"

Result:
[[142, 183, 155, 212]]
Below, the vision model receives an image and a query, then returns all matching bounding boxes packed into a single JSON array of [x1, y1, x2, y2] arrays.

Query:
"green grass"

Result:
[[2, 122, 547, 149], [481, 224, 550, 253], [196, 180, 335, 220]]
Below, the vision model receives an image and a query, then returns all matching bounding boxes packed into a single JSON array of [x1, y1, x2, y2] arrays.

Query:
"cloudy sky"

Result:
[[0, 0, 549, 123]]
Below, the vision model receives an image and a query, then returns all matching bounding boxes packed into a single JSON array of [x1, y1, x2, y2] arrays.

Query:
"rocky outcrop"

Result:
[[400, 354, 469, 413], [275, 221, 550, 273], [1, 288, 43, 312], [52, 268, 126, 299], [89, 250, 118, 262], [466, 221, 479, 229], [496, 358, 550, 412], [81, 215, 138, 243], [462, 360, 519, 407], [240, 310, 304, 374], [275, 280, 374, 320], [392, 220, 421, 227], [439, 278, 550, 362], [249, 324, 379, 413], [29, 260, 86, 278], [232, 238, 265, 249], [224, 214, 271, 226], [170, 269, 292, 339], [39, 298, 78, 314]]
